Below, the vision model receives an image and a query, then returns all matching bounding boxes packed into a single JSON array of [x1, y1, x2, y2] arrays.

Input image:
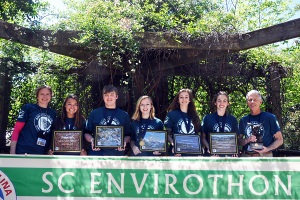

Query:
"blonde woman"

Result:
[[131, 95, 164, 156]]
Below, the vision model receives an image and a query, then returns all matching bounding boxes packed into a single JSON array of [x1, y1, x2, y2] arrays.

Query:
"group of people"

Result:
[[9, 85, 283, 157]]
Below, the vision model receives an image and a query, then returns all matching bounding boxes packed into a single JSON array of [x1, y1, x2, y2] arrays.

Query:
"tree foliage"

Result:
[[280, 41, 300, 150], [0, 0, 47, 22]]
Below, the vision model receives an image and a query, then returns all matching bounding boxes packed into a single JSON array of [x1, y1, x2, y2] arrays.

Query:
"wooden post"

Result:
[[154, 75, 169, 120], [266, 63, 283, 129], [0, 62, 12, 153]]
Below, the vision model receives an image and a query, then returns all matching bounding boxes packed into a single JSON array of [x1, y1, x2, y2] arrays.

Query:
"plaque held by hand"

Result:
[[248, 123, 263, 150]]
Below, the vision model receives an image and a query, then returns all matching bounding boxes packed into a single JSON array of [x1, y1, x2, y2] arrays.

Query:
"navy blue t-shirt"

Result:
[[239, 111, 281, 152], [52, 117, 86, 155], [86, 107, 131, 156], [164, 109, 201, 156], [202, 112, 238, 142], [164, 110, 197, 135], [201, 112, 238, 156], [131, 117, 164, 156], [15, 103, 56, 154]]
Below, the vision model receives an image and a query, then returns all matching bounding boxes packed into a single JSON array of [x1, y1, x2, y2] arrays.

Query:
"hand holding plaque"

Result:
[[174, 134, 201, 154], [94, 126, 124, 148], [53, 130, 82, 153], [248, 123, 263, 150], [139, 130, 167, 152], [209, 133, 238, 155]]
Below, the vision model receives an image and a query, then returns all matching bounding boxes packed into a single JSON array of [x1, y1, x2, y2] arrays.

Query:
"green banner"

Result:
[[0, 155, 299, 199]]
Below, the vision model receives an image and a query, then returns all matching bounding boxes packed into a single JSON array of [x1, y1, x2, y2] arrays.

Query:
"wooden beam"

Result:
[[0, 18, 299, 64], [148, 50, 231, 72], [134, 32, 241, 50], [150, 61, 266, 77], [0, 20, 97, 61], [135, 18, 300, 51], [0, 20, 240, 57], [239, 18, 300, 50], [148, 18, 300, 67]]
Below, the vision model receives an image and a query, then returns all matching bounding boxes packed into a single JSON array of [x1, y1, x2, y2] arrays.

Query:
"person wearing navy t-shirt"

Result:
[[10, 85, 56, 155], [84, 85, 131, 156], [49, 94, 87, 156], [238, 90, 283, 157], [131, 95, 164, 156], [164, 88, 201, 156], [201, 91, 238, 157]]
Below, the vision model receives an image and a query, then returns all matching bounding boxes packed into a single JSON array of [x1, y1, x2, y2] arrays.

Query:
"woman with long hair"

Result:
[[50, 94, 87, 155], [131, 95, 164, 156], [164, 88, 201, 156], [201, 91, 238, 156]]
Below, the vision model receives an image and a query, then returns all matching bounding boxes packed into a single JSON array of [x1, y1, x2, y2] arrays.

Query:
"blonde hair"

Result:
[[132, 95, 155, 120]]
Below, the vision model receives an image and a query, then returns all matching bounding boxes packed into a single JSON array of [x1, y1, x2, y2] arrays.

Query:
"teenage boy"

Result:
[[85, 85, 131, 156]]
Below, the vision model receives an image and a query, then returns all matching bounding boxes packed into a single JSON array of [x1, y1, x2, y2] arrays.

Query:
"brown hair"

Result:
[[58, 94, 85, 129], [35, 85, 53, 98], [167, 88, 201, 134], [102, 85, 118, 95], [212, 91, 230, 113]]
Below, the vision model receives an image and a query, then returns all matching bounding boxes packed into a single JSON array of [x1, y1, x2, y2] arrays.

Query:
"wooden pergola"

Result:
[[1, 18, 299, 63], [0, 18, 300, 153]]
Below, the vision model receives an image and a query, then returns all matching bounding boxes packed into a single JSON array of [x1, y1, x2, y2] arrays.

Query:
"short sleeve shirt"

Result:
[[164, 110, 197, 135], [239, 111, 281, 151], [131, 117, 164, 156], [16, 103, 56, 154], [86, 107, 131, 156], [201, 112, 238, 144]]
